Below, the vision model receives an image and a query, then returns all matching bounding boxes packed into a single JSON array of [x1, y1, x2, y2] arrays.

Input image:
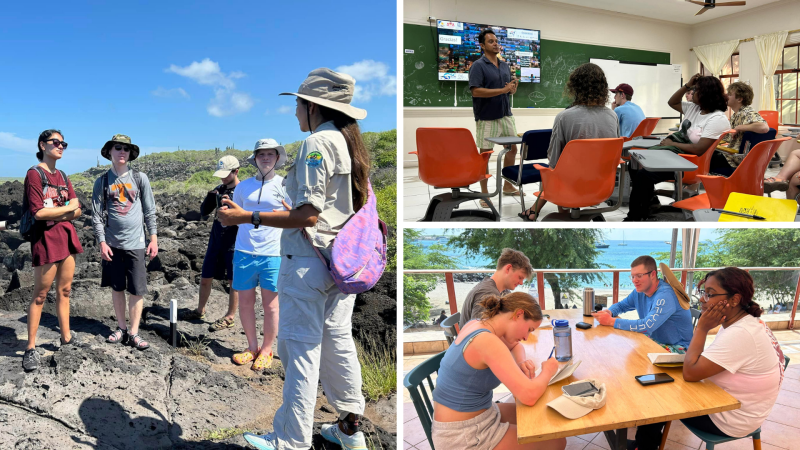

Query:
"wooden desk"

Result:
[[516, 310, 740, 449]]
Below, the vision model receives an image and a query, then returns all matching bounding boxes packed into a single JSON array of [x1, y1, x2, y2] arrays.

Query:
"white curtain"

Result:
[[694, 39, 740, 77], [754, 31, 789, 111]]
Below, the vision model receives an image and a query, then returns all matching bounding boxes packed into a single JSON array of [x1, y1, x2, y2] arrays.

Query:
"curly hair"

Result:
[[694, 76, 728, 113], [565, 63, 609, 107], [702, 267, 762, 318]]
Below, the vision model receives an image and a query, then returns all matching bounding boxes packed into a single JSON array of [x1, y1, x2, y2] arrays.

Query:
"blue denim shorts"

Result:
[[232, 251, 280, 291]]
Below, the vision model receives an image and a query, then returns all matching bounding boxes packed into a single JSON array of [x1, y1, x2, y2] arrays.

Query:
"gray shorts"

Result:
[[432, 403, 509, 450]]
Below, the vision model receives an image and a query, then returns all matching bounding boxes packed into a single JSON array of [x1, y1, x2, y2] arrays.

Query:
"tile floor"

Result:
[[402, 330, 800, 450], [402, 166, 790, 223]]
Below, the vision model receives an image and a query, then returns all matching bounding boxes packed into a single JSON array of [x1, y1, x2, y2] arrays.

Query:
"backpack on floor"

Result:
[[20, 166, 69, 242], [303, 180, 388, 294]]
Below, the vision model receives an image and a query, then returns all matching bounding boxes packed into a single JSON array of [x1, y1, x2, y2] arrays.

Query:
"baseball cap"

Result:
[[547, 379, 606, 419], [212, 155, 241, 178], [610, 84, 634, 97]]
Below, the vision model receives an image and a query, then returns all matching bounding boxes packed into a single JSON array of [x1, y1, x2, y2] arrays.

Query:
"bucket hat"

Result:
[[101, 134, 140, 161], [279, 68, 367, 120], [659, 263, 691, 310], [247, 138, 287, 170], [547, 379, 607, 419], [212, 155, 241, 178]]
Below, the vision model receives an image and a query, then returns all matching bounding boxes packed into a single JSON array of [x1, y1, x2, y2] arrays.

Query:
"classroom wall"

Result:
[[403, 0, 692, 166]]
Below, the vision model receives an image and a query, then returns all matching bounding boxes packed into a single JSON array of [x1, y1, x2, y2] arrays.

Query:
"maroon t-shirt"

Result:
[[24, 167, 84, 266]]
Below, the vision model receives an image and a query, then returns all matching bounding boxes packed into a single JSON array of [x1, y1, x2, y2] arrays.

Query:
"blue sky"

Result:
[[0, 1, 396, 176]]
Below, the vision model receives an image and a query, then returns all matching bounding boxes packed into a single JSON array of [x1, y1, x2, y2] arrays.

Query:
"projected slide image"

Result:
[[437, 20, 541, 82]]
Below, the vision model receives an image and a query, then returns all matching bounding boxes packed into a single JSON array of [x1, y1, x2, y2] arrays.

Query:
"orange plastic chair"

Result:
[[410, 128, 499, 221], [657, 131, 733, 199], [623, 117, 661, 142], [759, 110, 779, 130], [672, 137, 791, 211], [532, 138, 625, 221]]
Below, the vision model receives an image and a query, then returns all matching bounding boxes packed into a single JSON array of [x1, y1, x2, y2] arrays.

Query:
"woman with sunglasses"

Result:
[[22, 129, 84, 372], [633, 267, 785, 450], [429, 292, 565, 450]]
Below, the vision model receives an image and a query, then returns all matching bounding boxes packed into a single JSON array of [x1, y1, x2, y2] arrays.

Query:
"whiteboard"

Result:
[[590, 59, 682, 118]]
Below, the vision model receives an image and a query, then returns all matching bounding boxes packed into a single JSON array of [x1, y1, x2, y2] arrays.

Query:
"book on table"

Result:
[[648, 352, 685, 367]]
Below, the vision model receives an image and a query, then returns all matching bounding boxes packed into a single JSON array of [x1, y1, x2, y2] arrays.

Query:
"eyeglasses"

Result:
[[630, 270, 654, 281], [113, 145, 131, 152], [696, 289, 730, 300], [45, 139, 68, 149]]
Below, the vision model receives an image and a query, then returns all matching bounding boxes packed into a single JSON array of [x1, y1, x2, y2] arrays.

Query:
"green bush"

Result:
[[356, 334, 396, 400], [186, 170, 217, 187]]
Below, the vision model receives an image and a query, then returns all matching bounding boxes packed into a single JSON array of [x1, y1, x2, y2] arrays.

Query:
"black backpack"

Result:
[[20, 166, 69, 242], [100, 169, 143, 226]]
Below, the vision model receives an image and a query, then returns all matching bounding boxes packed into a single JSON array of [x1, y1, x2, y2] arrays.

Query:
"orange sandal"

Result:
[[251, 352, 273, 371], [232, 348, 258, 365]]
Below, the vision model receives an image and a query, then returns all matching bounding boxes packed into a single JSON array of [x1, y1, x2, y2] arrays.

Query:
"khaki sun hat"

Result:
[[212, 155, 241, 178], [279, 68, 367, 120], [246, 138, 287, 170], [547, 379, 607, 420], [101, 134, 140, 161], [659, 263, 691, 310]]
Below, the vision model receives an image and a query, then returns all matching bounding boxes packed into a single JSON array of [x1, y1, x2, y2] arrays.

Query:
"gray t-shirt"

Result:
[[458, 277, 510, 328], [547, 105, 620, 167], [91, 170, 157, 250]]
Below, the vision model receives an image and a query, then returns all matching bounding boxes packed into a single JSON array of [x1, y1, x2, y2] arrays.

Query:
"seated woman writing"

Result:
[[432, 292, 566, 450], [632, 267, 785, 450], [520, 62, 619, 221]]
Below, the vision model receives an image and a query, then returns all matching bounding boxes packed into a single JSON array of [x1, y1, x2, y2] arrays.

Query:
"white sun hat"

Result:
[[279, 68, 367, 120], [547, 379, 607, 420]]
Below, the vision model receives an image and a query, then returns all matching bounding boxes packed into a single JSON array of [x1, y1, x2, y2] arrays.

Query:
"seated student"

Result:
[[520, 63, 619, 221], [459, 248, 533, 328], [625, 74, 731, 221], [711, 82, 769, 175], [432, 292, 566, 450], [592, 256, 693, 349], [610, 83, 646, 138], [633, 267, 785, 450]]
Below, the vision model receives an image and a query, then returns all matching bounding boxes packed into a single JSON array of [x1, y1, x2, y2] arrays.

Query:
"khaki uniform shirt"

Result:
[[281, 120, 354, 259]]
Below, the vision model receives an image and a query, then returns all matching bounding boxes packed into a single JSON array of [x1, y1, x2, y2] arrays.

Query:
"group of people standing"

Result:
[[433, 249, 785, 450], [21, 68, 375, 450]]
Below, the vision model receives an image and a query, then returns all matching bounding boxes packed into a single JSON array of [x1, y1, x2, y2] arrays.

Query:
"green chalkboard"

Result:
[[403, 23, 670, 109]]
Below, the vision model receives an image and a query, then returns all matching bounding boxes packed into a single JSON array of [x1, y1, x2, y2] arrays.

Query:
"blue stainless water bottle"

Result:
[[552, 319, 572, 362]]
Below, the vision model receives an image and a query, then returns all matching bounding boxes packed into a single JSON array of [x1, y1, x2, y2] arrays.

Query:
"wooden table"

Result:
[[516, 310, 740, 449]]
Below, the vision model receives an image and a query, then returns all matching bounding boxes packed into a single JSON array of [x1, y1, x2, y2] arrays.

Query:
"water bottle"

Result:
[[552, 319, 572, 362], [528, 279, 539, 303]]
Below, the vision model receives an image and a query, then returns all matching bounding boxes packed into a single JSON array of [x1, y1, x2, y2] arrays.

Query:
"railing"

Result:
[[404, 267, 800, 330]]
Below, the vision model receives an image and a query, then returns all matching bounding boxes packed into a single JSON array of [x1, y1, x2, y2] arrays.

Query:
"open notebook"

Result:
[[536, 360, 582, 385]]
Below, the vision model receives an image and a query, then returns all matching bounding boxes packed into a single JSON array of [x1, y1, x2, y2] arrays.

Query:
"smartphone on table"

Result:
[[635, 373, 674, 386]]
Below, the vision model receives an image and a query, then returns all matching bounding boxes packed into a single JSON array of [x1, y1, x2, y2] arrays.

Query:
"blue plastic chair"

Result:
[[500, 129, 551, 215], [403, 351, 446, 450], [712, 128, 777, 177]]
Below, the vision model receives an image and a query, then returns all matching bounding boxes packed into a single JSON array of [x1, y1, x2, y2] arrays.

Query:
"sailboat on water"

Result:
[[618, 231, 627, 246]]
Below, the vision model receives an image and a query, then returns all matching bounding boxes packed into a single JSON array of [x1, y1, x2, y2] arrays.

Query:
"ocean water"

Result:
[[413, 239, 683, 290]]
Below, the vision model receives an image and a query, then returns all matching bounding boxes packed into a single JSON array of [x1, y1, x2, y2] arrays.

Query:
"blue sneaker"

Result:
[[320, 423, 368, 450], [243, 432, 277, 450]]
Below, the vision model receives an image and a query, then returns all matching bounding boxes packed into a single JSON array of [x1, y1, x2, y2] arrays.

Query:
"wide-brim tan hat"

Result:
[[279, 68, 367, 121], [247, 138, 287, 170], [547, 379, 607, 420], [101, 134, 140, 161], [659, 263, 691, 310]]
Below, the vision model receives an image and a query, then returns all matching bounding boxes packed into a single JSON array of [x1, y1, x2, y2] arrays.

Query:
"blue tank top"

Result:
[[432, 328, 503, 412]]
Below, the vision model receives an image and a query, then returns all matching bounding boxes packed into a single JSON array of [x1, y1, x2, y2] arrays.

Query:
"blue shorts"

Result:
[[232, 251, 280, 291]]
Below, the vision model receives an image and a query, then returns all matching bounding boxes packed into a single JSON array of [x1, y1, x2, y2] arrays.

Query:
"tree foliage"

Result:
[[447, 229, 607, 309], [403, 229, 457, 324]]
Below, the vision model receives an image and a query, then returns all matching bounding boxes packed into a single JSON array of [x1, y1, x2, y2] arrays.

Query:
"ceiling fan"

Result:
[[686, 0, 746, 15]]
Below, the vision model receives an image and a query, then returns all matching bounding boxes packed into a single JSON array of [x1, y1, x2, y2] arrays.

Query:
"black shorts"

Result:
[[101, 247, 148, 296], [201, 221, 236, 281]]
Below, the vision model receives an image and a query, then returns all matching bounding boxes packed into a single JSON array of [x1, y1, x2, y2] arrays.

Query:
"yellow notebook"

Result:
[[719, 193, 798, 222]]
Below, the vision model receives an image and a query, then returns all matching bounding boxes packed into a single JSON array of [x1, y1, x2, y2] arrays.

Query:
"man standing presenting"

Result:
[[470, 28, 520, 205], [610, 83, 646, 138], [183, 155, 241, 332], [458, 248, 533, 328], [92, 134, 158, 351], [592, 255, 693, 348]]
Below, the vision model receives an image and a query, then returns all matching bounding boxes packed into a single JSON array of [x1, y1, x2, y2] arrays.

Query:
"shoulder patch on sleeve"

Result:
[[305, 151, 323, 167]]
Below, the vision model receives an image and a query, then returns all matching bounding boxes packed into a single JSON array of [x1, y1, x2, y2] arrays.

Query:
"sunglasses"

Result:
[[45, 139, 68, 149], [113, 144, 131, 152]]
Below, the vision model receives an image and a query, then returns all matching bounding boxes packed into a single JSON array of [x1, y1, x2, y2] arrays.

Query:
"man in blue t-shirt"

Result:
[[592, 255, 693, 348], [610, 83, 646, 138]]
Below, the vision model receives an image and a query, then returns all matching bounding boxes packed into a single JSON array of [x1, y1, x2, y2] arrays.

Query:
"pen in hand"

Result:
[[548, 346, 555, 359]]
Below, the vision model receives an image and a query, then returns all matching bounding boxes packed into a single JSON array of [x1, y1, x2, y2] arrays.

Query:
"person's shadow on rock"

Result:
[[0, 324, 24, 358]]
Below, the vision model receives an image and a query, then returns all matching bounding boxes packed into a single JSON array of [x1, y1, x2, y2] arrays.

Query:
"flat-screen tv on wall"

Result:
[[437, 20, 541, 82]]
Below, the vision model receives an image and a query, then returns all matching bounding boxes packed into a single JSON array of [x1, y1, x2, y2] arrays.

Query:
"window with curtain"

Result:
[[774, 43, 799, 126], [700, 53, 739, 117]]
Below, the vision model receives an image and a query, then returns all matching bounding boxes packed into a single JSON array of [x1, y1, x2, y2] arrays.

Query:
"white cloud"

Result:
[[277, 105, 294, 114], [151, 87, 190, 99], [335, 60, 396, 103], [0, 132, 36, 153], [166, 58, 253, 116]]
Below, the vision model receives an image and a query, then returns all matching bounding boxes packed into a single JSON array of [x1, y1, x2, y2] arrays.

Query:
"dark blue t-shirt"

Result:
[[469, 55, 513, 121]]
